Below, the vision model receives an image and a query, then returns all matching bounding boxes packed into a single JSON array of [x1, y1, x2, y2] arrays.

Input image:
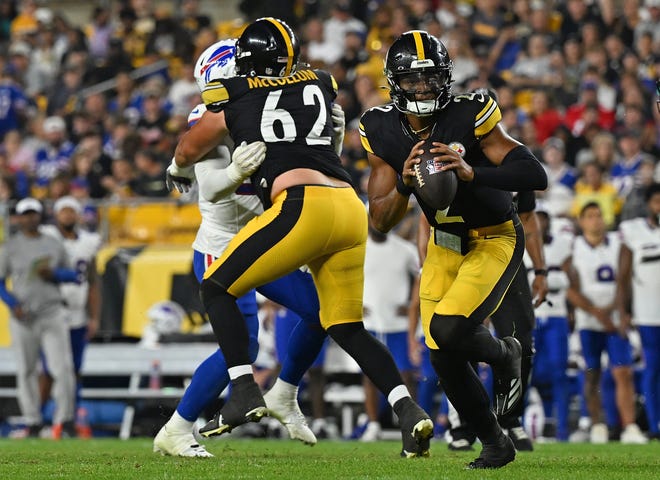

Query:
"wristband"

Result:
[[396, 176, 414, 196], [534, 268, 548, 276]]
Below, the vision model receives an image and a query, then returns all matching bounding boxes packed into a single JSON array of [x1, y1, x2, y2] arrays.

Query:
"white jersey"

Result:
[[619, 218, 660, 327], [572, 233, 621, 331], [40, 225, 101, 328], [188, 103, 263, 258], [525, 232, 573, 319], [363, 234, 419, 333]]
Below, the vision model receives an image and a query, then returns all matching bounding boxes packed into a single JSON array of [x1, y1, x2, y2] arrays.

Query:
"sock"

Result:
[[167, 410, 194, 432], [327, 322, 404, 396], [269, 378, 297, 398], [228, 365, 252, 380], [204, 291, 251, 367], [176, 349, 229, 422], [279, 319, 327, 385], [387, 384, 410, 408]]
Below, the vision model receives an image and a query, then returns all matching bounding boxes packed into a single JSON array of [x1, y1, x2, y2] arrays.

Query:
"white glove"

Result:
[[165, 158, 195, 193], [226, 140, 267, 183], [331, 103, 345, 156]]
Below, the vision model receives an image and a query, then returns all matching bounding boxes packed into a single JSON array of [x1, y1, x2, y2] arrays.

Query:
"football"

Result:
[[412, 141, 459, 211]]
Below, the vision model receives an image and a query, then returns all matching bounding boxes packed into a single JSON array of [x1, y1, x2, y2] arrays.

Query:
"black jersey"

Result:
[[360, 92, 515, 232], [202, 69, 352, 207]]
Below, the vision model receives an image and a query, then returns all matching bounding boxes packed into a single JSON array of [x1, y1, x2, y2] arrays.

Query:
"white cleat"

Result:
[[263, 388, 317, 445], [360, 421, 382, 442], [153, 425, 214, 458], [589, 423, 609, 444], [620, 424, 648, 444]]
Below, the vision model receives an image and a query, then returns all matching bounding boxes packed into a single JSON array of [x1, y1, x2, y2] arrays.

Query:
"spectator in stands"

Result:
[[570, 160, 623, 229], [85, 6, 112, 62], [529, 89, 564, 145], [103, 157, 136, 200], [0, 197, 77, 439], [136, 82, 170, 148], [9, 0, 38, 40], [0, 62, 30, 139], [132, 148, 168, 198], [620, 158, 657, 221], [45, 64, 84, 117], [25, 22, 59, 98], [508, 33, 557, 90], [34, 116, 74, 186], [612, 128, 653, 199], [178, 0, 211, 38], [540, 137, 577, 218], [321, 0, 367, 66]]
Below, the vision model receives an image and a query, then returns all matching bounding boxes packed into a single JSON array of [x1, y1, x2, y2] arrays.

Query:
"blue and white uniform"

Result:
[[527, 230, 573, 440], [619, 217, 660, 435], [572, 233, 632, 369]]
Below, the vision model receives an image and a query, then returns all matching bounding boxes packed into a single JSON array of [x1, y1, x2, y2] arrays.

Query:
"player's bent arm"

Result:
[[367, 152, 411, 233], [519, 210, 548, 306], [174, 110, 228, 168], [565, 259, 605, 317], [475, 124, 548, 191]]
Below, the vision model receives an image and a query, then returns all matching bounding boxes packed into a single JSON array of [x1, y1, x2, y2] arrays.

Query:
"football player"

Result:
[[156, 38, 333, 456], [167, 19, 433, 458], [363, 31, 547, 468], [40, 196, 101, 438], [618, 184, 660, 440], [566, 202, 647, 444]]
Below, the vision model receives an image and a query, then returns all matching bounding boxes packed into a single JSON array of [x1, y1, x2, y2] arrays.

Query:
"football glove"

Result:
[[226, 140, 267, 183], [166, 157, 195, 193], [331, 103, 345, 156]]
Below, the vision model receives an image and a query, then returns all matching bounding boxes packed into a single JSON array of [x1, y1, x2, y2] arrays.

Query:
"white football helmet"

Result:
[[194, 39, 237, 92]]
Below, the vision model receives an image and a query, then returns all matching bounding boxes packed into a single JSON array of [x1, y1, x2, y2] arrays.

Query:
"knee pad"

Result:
[[429, 314, 473, 350], [200, 278, 229, 310]]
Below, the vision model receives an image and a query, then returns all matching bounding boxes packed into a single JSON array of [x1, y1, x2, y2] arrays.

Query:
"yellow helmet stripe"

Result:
[[265, 17, 294, 76], [412, 31, 426, 60]]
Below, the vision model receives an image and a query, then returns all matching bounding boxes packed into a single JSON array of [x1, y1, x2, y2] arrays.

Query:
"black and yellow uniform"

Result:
[[360, 92, 525, 350], [203, 69, 352, 207], [201, 70, 365, 331]]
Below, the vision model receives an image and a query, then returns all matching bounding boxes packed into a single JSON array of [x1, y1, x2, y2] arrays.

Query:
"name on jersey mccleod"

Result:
[[247, 70, 319, 89]]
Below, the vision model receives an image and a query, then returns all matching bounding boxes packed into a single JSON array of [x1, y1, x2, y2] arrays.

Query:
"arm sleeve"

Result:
[[0, 278, 18, 308], [53, 268, 79, 283], [195, 156, 243, 203], [472, 145, 548, 191]]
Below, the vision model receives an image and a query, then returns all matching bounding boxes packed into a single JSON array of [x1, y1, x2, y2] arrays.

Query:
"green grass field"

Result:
[[0, 438, 658, 480]]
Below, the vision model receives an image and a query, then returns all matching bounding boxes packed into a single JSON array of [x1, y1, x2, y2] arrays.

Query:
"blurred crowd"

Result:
[[0, 0, 659, 233]]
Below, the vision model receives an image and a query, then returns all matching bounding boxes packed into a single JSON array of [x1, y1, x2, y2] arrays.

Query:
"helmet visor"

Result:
[[397, 70, 450, 97]]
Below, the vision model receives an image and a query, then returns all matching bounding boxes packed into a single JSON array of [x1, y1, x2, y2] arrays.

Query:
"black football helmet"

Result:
[[384, 31, 453, 116], [235, 17, 300, 78]]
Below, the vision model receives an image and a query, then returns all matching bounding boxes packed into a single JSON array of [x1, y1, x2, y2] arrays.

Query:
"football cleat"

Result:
[[589, 423, 608, 444], [153, 425, 213, 458], [52, 420, 76, 440], [492, 337, 523, 417], [360, 421, 382, 442], [448, 438, 475, 451], [467, 431, 516, 469], [199, 376, 273, 438], [395, 397, 434, 458], [620, 424, 648, 445], [263, 386, 317, 445]]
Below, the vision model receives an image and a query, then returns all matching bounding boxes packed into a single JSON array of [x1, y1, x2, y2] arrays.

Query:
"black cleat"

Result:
[[467, 431, 516, 469], [492, 337, 522, 417], [199, 376, 273, 438], [395, 397, 434, 458]]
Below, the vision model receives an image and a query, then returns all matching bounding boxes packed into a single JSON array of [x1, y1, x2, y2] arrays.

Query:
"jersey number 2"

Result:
[[260, 85, 332, 145]]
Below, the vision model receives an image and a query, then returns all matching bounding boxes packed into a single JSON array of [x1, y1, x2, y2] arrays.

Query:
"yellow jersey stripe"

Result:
[[330, 74, 339, 94], [412, 31, 425, 60], [266, 17, 294, 76], [358, 123, 374, 153], [474, 101, 502, 138], [201, 81, 229, 106], [475, 97, 495, 122]]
